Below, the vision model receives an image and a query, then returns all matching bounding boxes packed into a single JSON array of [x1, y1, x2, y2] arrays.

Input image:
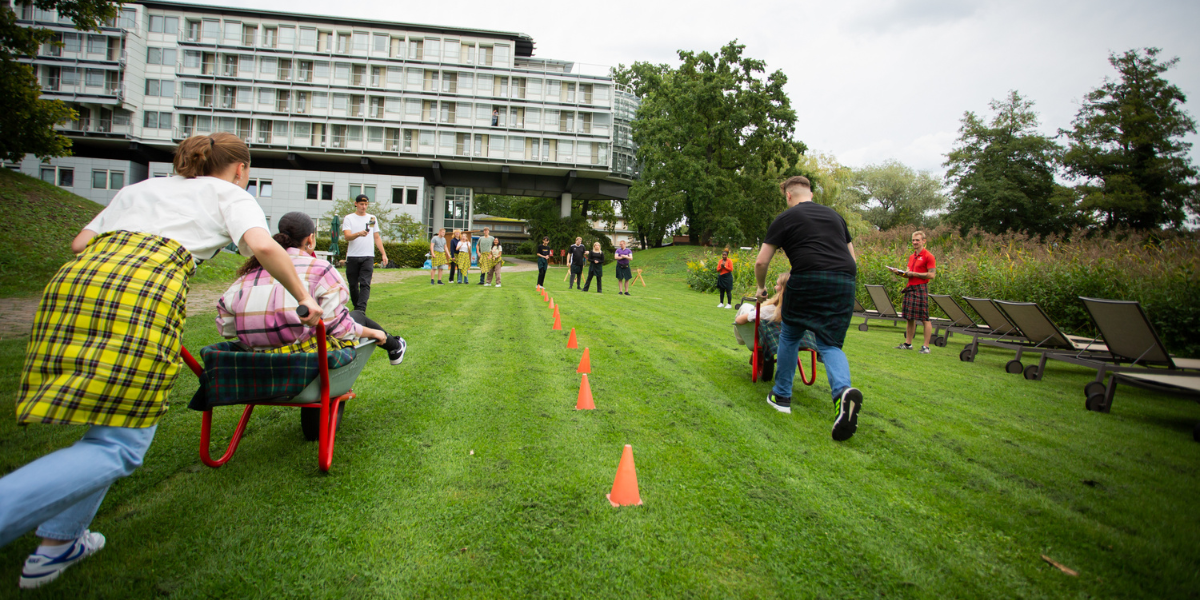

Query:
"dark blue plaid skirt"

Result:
[[781, 271, 856, 349]]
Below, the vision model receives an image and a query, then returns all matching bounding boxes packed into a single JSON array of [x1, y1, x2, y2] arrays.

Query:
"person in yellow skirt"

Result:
[[455, 231, 472, 283], [429, 227, 450, 285], [0, 133, 324, 590]]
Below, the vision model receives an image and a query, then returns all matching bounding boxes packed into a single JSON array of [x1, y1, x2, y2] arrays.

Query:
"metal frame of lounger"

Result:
[[854, 285, 905, 331], [957, 297, 1029, 362], [1074, 297, 1200, 413], [927, 294, 993, 349], [982, 300, 1109, 380], [1102, 372, 1200, 442]]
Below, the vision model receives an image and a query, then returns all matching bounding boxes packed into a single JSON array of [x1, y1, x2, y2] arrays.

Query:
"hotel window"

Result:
[[580, 83, 594, 104], [511, 77, 526, 99], [385, 97, 401, 114], [181, 82, 199, 99], [462, 43, 475, 65], [261, 26, 276, 48], [317, 31, 331, 52], [439, 132, 454, 152], [348, 184, 375, 201], [255, 120, 272, 143], [408, 39, 423, 60], [239, 55, 254, 73], [279, 26, 295, 48], [494, 44, 510, 67], [370, 66, 384, 87], [63, 33, 81, 53], [334, 62, 349, 81], [477, 75, 493, 95], [406, 68, 422, 90], [442, 72, 457, 93], [143, 110, 170, 129], [257, 88, 273, 105], [237, 87, 252, 105], [421, 100, 434, 122], [312, 92, 328, 108], [563, 82, 576, 102], [223, 22, 241, 44], [404, 99, 420, 118], [185, 20, 200, 41], [202, 19, 219, 40], [333, 94, 348, 111], [149, 15, 164, 33], [87, 35, 105, 55], [278, 59, 292, 81], [297, 60, 313, 82], [352, 64, 365, 86], [391, 187, 406, 204], [403, 129, 414, 151], [295, 91, 309, 113], [241, 23, 256, 46], [368, 126, 383, 143], [306, 182, 334, 200], [275, 89, 290, 112], [314, 61, 330, 79], [443, 39, 459, 62], [246, 179, 272, 197], [352, 32, 368, 52], [425, 38, 439, 60], [91, 169, 124, 190], [439, 102, 455, 123], [222, 54, 237, 76], [146, 47, 176, 65], [40, 166, 73, 187], [423, 70, 438, 92], [336, 33, 350, 54], [84, 69, 103, 87], [144, 79, 174, 97], [497, 76, 508, 98], [60, 67, 78, 86], [369, 96, 384, 118], [183, 50, 201, 68], [478, 45, 492, 66], [347, 126, 362, 142], [349, 95, 363, 117], [459, 73, 473, 91], [372, 34, 388, 54], [259, 57, 276, 76], [299, 27, 317, 49], [118, 8, 136, 29], [390, 36, 404, 58], [419, 130, 433, 148], [386, 67, 402, 85]]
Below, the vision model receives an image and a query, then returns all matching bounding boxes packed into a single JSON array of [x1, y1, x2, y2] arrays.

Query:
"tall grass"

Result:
[[685, 227, 1200, 355]]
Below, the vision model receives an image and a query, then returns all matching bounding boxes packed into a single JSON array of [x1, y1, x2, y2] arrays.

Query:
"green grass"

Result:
[[0, 170, 102, 297], [1, 249, 1198, 598]]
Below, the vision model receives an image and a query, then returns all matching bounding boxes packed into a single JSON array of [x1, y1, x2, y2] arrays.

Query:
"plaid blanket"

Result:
[[188, 341, 355, 410], [780, 270, 856, 349], [758, 320, 818, 355], [902, 284, 929, 321], [18, 231, 194, 428]]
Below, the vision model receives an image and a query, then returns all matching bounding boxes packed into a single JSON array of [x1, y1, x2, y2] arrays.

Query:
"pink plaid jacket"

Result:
[[216, 248, 364, 350]]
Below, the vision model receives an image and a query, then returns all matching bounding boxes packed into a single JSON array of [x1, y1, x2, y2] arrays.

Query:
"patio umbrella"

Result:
[[329, 215, 341, 258]]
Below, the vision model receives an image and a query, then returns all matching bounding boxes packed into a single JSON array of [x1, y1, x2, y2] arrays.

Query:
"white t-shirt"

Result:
[[84, 175, 266, 263], [457, 240, 471, 253], [342, 213, 377, 257], [737, 303, 777, 322]]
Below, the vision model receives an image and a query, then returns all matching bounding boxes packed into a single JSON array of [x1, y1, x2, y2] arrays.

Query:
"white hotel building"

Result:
[[12, 0, 638, 235]]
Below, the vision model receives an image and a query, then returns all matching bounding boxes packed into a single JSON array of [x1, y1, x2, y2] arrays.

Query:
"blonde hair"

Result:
[[779, 176, 812, 196], [912, 230, 926, 240], [765, 272, 791, 322], [173, 133, 250, 178]]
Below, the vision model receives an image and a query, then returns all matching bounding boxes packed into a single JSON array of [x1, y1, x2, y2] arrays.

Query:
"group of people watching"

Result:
[[564, 237, 634, 295], [430, 227, 505, 286]]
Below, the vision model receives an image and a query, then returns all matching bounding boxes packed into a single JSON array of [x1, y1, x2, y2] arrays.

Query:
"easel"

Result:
[[632, 268, 647, 287]]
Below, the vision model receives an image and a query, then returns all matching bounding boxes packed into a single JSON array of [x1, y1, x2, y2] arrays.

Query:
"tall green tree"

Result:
[[849, 159, 946, 231], [793, 152, 871, 239], [1061, 48, 1199, 230], [0, 0, 120, 162], [944, 91, 1081, 236], [615, 41, 800, 248]]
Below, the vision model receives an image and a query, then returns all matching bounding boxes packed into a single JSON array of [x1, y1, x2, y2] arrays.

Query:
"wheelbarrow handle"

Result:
[[296, 305, 310, 318]]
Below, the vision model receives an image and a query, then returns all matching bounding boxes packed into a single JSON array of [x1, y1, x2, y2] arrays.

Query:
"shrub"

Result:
[[315, 238, 428, 268], [516, 240, 535, 255], [685, 247, 790, 298]]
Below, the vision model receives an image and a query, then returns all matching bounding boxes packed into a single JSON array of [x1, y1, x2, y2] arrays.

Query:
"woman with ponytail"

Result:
[[0, 133, 324, 590], [216, 212, 406, 363]]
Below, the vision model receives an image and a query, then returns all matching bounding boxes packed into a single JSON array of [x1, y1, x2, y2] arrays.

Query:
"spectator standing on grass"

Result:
[[342, 195, 389, 310], [536, 236, 552, 289], [217, 211, 406, 365], [568, 236, 586, 290], [477, 228, 495, 285], [488, 239, 504, 287], [716, 249, 734, 308], [447, 228, 461, 284], [756, 175, 864, 442], [614, 239, 633, 296], [428, 227, 450, 285], [0, 133, 324, 590], [455, 232, 473, 283], [582, 241, 604, 293], [892, 231, 936, 354]]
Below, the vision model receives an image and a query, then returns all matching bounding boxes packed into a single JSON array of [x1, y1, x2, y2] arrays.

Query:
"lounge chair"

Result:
[[957, 297, 1028, 362], [1076, 297, 1200, 413], [985, 300, 1109, 380], [854, 285, 904, 331], [928, 294, 986, 348]]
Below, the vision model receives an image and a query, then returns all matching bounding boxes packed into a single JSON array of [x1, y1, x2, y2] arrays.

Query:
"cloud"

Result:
[[848, 0, 984, 34]]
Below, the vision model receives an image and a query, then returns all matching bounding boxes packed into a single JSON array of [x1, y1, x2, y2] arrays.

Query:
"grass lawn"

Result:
[[1, 247, 1198, 598]]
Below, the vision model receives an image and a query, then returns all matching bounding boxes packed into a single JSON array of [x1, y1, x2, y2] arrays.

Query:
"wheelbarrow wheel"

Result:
[[301, 402, 346, 442], [762, 356, 775, 382]]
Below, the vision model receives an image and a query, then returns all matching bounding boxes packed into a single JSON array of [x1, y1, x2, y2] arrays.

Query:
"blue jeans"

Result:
[[772, 321, 851, 401], [0, 425, 157, 547]]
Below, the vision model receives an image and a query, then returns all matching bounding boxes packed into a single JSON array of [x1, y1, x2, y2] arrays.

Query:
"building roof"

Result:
[[473, 214, 527, 223], [135, 0, 536, 56]]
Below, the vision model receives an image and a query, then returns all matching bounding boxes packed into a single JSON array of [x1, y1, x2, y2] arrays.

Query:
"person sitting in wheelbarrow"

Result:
[[216, 212, 406, 364], [734, 272, 820, 382]]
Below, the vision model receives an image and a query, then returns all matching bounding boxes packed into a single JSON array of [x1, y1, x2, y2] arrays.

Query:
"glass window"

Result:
[[223, 22, 240, 42], [87, 35, 105, 54], [314, 61, 330, 79], [279, 26, 295, 47], [201, 19, 219, 39], [258, 88, 272, 104], [419, 130, 434, 146], [41, 168, 55, 184], [150, 15, 164, 33], [85, 69, 103, 87], [332, 94, 347, 110], [182, 82, 199, 99], [58, 168, 73, 187], [237, 87, 252, 104], [299, 28, 317, 48], [352, 32, 367, 52], [407, 189, 418, 204], [387, 67, 402, 84], [184, 50, 200, 68], [368, 127, 383, 143], [312, 92, 328, 108], [385, 97, 401, 113], [239, 54, 254, 72], [92, 170, 108, 189], [373, 34, 388, 53], [392, 188, 405, 204], [443, 39, 459, 61], [110, 171, 124, 189], [63, 33, 81, 53], [259, 57, 276, 75], [334, 63, 349, 80], [347, 126, 362, 141], [425, 38, 440, 59]]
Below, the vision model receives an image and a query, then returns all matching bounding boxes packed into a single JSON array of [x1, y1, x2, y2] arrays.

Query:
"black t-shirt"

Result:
[[570, 244, 587, 265], [537, 244, 550, 259], [764, 202, 856, 276], [588, 251, 604, 267]]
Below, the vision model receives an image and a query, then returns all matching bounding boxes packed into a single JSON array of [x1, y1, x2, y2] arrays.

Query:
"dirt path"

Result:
[[0, 260, 545, 340]]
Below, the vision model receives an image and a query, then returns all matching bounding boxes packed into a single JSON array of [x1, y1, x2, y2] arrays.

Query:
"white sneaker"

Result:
[[718, 302, 723, 308], [20, 531, 106, 589], [494, 284, 501, 288], [725, 304, 732, 309]]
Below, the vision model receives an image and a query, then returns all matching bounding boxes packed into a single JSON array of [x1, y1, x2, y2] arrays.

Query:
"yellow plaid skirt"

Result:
[[431, 252, 448, 267], [456, 251, 471, 271], [258, 334, 355, 354], [17, 231, 196, 428], [478, 255, 493, 273]]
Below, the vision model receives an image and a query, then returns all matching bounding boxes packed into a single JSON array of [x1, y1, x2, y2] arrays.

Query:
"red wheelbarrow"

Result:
[[733, 296, 817, 386], [182, 309, 376, 472]]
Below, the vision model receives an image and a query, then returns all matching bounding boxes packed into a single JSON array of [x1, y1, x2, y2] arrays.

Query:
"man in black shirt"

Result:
[[567, 237, 586, 290], [755, 176, 864, 442], [536, 236, 552, 289]]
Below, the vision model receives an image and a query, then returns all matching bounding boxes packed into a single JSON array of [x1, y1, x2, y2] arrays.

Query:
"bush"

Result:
[[516, 241, 535, 255], [685, 247, 789, 298], [854, 226, 1200, 355], [315, 238, 428, 268]]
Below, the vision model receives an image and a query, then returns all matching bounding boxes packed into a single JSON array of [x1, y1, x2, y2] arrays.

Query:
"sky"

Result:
[[180, 0, 1200, 176]]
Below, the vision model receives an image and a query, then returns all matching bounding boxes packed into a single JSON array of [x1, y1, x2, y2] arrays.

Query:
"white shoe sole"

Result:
[[766, 395, 792, 414]]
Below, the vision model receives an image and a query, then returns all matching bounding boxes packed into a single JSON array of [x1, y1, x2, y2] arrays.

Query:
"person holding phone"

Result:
[[341, 194, 388, 311], [0, 133, 324, 589]]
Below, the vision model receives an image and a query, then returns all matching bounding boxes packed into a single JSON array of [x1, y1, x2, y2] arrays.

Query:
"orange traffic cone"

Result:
[[577, 347, 591, 374], [552, 313, 562, 330], [553, 305, 560, 320], [607, 444, 642, 506], [576, 373, 595, 410], [566, 328, 578, 349], [550, 298, 555, 310]]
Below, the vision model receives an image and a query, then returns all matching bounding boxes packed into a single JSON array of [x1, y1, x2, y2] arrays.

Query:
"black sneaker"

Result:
[[832, 388, 863, 442], [894, 342, 912, 350], [438, 280, 444, 285], [388, 337, 407, 365], [430, 280, 435, 285], [766, 392, 792, 414]]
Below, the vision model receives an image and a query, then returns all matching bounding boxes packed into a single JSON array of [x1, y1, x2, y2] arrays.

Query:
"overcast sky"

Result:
[[184, 0, 1200, 176]]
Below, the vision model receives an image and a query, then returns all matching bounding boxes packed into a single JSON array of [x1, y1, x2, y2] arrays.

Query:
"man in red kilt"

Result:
[[893, 231, 936, 353]]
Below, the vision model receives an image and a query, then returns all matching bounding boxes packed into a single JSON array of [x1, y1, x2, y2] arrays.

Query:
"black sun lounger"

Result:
[[1075, 297, 1200, 415], [953, 297, 1028, 362], [854, 285, 905, 331], [984, 300, 1109, 380], [928, 294, 991, 348]]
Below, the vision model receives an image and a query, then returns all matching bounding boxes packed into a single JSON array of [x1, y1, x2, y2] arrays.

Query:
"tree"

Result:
[[794, 152, 872, 239], [944, 91, 1082, 236], [615, 41, 800, 247], [0, 0, 120, 162], [1061, 48, 1199, 230], [320, 199, 420, 242], [849, 160, 946, 231]]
